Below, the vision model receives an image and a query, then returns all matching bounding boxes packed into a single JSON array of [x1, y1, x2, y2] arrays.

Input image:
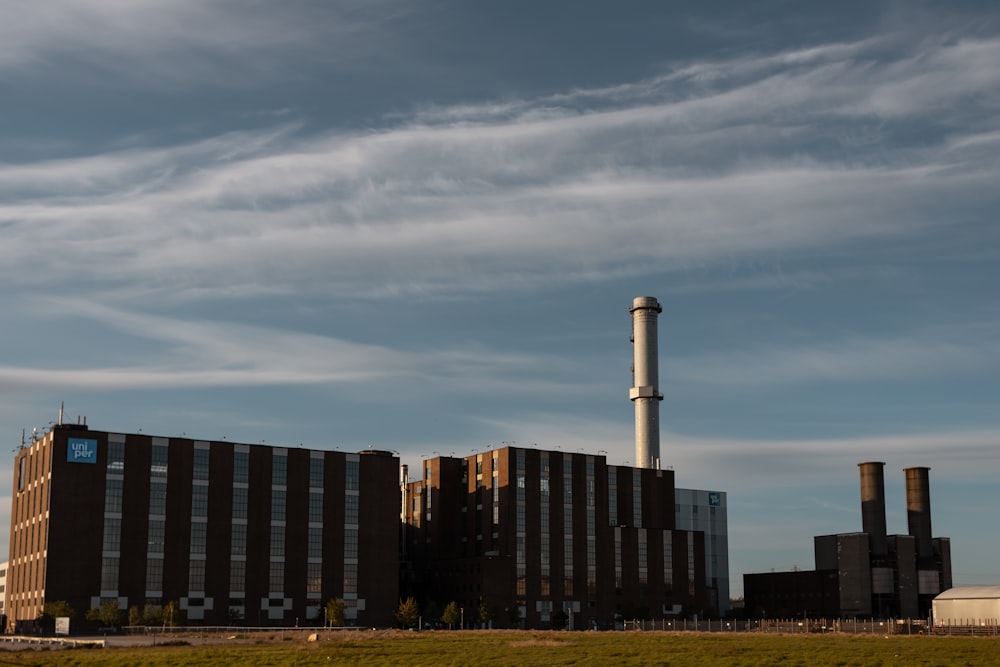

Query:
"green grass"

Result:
[[2, 630, 997, 666]]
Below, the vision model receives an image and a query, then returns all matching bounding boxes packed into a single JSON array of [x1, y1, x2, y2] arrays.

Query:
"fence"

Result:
[[619, 617, 998, 636]]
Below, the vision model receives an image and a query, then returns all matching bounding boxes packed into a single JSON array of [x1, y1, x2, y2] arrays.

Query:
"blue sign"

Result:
[[67, 438, 98, 464], [708, 492, 721, 507]]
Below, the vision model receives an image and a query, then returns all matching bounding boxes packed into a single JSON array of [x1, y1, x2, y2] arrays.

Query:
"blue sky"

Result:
[[2, 1, 998, 598]]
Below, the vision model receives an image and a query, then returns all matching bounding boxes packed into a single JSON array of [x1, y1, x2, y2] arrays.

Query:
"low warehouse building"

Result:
[[933, 586, 1000, 626]]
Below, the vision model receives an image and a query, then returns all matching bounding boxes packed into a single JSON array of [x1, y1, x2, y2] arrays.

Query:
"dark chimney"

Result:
[[858, 462, 888, 558], [904, 466, 933, 560]]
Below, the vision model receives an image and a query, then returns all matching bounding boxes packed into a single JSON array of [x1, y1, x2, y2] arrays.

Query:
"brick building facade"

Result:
[[7, 424, 399, 630], [402, 446, 708, 629]]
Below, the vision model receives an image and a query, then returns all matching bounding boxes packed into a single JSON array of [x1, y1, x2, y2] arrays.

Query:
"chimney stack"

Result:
[[858, 462, 888, 558], [630, 296, 663, 469], [904, 466, 934, 560]]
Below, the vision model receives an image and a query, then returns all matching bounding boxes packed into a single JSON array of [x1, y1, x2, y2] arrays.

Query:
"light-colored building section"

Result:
[[932, 586, 1000, 626], [675, 488, 730, 615]]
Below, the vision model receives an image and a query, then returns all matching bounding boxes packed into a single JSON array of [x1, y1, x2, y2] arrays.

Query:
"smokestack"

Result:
[[629, 296, 663, 469], [858, 462, 888, 558], [904, 466, 934, 560]]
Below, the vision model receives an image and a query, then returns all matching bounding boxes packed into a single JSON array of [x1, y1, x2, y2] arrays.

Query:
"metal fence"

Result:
[[618, 617, 998, 636]]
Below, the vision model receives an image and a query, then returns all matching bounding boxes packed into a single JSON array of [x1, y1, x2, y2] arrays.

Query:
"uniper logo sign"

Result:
[[67, 438, 98, 464]]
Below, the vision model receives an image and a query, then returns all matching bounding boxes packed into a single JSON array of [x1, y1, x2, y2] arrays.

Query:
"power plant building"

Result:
[[402, 446, 710, 628], [6, 423, 400, 631], [399, 295, 729, 626], [5, 294, 731, 630], [675, 488, 730, 616], [744, 462, 952, 619]]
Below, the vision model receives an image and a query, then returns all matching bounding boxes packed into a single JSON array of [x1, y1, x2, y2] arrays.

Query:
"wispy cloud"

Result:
[[2, 30, 997, 301], [669, 324, 1000, 388], [0, 1, 402, 86], [446, 411, 1000, 488], [0, 299, 591, 401]]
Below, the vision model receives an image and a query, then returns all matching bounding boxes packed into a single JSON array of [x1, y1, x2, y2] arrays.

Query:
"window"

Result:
[[663, 531, 673, 594], [307, 562, 322, 594], [308, 527, 323, 559], [633, 480, 643, 529], [346, 459, 359, 491], [151, 444, 168, 477], [191, 485, 209, 518], [271, 489, 286, 521], [148, 519, 165, 553], [608, 468, 618, 527], [344, 527, 358, 560], [231, 522, 247, 556], [343, 563, 357, 595], [188, 559, 206, 591], [269, 562, 284, 592], [688, 538, 696, 596], [344, 494, 359, 525], [229, 560, 245, 593], [146, 557, 163, 591], [232, 487, 248, 519], [233, 451, 249, 484], [272, 453, 287, 486], [102, 517, 121, 552], [107, 441, 125, 473], [149, 481, 167, 516], [101, 556, 119, 590], [104, 478, 124, 514], [309, 457, 324, 488], [193, 448, 209, 481], [614, 530, 623, 590], [309, 491, 324, 523], [190, 522, 207, 554], [638, 528, 648, 585], [270, 524, 285, 558]]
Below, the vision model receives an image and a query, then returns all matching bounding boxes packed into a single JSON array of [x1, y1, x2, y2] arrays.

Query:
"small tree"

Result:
[[394, 597, 419, 629], [551, 609, 568, 630], [326, 598, 345, 628], [142, 604, 163, 626], [129, 606, 143, 627], [506, 605, 522, 628], [85, 599, 121, 627], [163, 600, 178, 627], [476, 602, 491, 628], [441, 601, 461, 630]]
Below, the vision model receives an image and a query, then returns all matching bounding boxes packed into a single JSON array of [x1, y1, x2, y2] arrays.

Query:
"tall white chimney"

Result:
[[629, 296, 663, 469]]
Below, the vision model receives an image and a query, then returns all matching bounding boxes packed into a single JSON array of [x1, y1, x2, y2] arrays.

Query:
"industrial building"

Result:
[[400, 296, 729, 626], [932, 586, 1000, 626], [6, 295, 729, 630], [675, 488, 730, 616], [402, 446, 709, 628], [6, 423, 399, 631], [744, 462, 952, 619]]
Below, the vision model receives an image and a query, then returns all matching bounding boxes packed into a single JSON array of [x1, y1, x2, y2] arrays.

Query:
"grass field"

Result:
[[1, 630, 997, 666]]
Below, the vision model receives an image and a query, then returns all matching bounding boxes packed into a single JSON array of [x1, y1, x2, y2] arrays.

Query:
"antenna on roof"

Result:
[[58, 401, 64, 426]]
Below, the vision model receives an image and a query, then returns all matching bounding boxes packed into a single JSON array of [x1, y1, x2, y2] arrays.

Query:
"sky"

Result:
[[1, 1, 998, 598]]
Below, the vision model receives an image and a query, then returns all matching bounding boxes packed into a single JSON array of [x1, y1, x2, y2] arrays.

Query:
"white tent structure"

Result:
[[932, 586, 1000, 626]]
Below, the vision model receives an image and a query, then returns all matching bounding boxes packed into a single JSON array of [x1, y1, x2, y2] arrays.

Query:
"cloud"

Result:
[[0, 0, 403, 86], [0, 299, 590, 401], [419, 409, 1000, 490], [1, 30, 998, 305], [668, 324, 1000, 388]]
